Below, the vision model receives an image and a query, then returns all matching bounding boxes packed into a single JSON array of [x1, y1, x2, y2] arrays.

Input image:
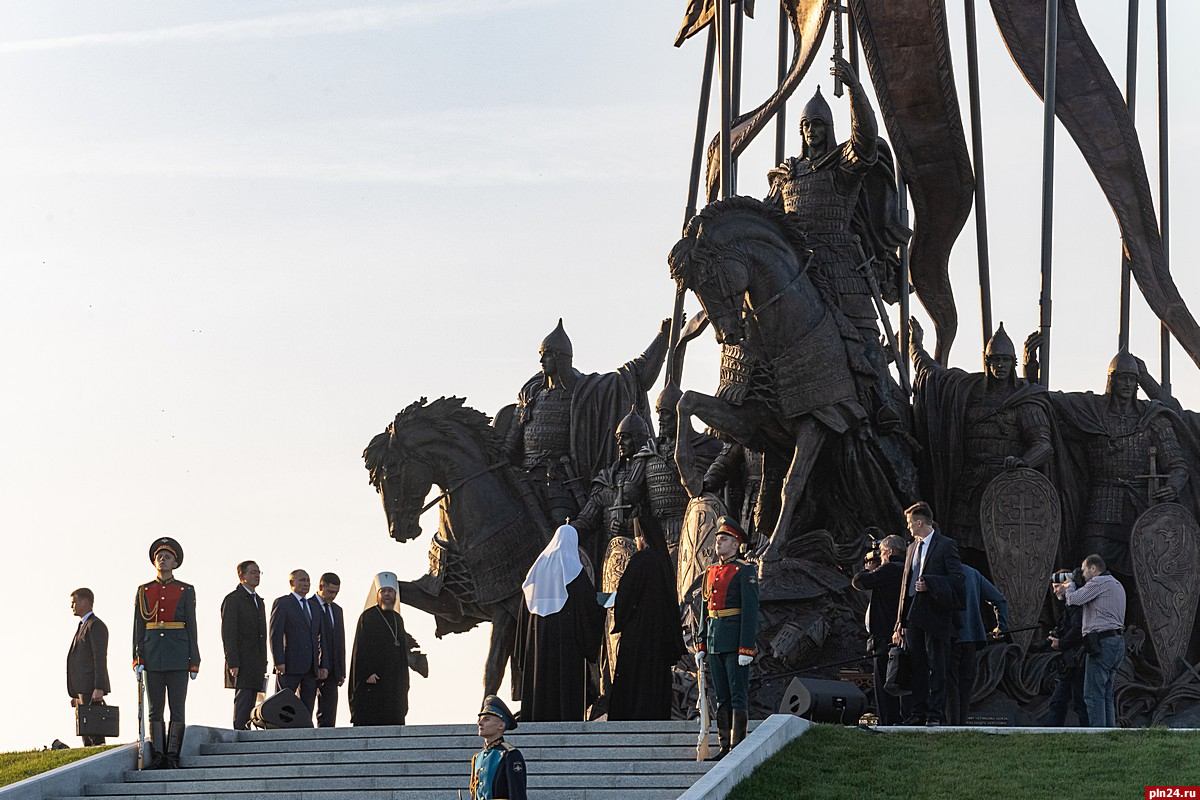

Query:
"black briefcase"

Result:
[[884, 645, 912, 697], [76, 703, 120, 738]]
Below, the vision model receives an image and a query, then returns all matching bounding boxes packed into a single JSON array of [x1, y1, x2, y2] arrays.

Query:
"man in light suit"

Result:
[[311, 572, 346, 727], [893, 501, 964, 726], [269, 569, 328, 722], [221, 560, 267, 730], [67, 588, 111, 746]]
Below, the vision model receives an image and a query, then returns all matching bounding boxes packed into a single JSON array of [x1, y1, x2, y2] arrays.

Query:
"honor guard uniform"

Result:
[[696, 516, 759, 759], [134, 537, 200, 769], [470, 695, 527, 800]]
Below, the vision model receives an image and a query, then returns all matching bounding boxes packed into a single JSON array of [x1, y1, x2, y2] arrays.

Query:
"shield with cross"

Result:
[[1131, 502, 1200, 682], [981, 467, 1062, 651]]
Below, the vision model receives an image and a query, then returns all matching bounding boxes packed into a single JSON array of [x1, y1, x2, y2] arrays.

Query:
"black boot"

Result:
[[146, 722, 167, 770], [731, 710, 748, 749], [710, 709, 732, 761], [165, 722, 186, 769]]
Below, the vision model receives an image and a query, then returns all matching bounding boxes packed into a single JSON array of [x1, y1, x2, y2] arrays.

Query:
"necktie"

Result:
[[910, 539, 925, 595], [301, 597, 311, 621], [324, 603, 334, 627]]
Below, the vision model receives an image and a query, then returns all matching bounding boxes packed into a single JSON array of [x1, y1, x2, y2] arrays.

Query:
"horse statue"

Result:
[[362, 396, 549, 697], [669, 196, 915, 561]]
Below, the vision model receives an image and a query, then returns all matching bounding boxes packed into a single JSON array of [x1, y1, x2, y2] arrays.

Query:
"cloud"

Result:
[[0, 1, 557, 54]]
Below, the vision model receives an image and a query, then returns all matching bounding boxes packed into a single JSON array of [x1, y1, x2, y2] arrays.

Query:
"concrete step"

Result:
[[59, 792, 683, 800], [85, 773, 698, 794], [198, 731, 704, 754], [187, 745, 707, 767], [123, 761, 710, 781], [233, 721, 703, 740]]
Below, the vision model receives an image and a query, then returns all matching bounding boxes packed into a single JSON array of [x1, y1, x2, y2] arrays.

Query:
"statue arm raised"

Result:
[[627, 319, 671, 392], [908, 317, 942, 378], [837, 56, 878, 163]]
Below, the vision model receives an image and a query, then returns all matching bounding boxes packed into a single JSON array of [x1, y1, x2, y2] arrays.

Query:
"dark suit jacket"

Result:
[[221, 586, 267, 690], [852, 558, 904, 648], [895, 528, 965, 641], [67, 614, 111, 700], [269, 594, 327, 676], [310, 597, 346, 683]]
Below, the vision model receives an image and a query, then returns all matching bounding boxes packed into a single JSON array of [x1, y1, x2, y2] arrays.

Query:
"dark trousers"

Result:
[[1046, 664, 1088, 726], [146, 670, 189, 724], [946, 642, 980, 725], [907, 626, 950, 723], [871, 650, 901, 725], [277, 672, 317, 722], [706, 652, 749, 713], [315, 677, 339, 728], [232, 688, 258, 731], [76, 697, 106, 746]]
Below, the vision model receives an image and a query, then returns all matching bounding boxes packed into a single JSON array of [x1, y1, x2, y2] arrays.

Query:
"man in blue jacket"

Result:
[[269, 568, 328, 723], [947, 564, 1008, 725]]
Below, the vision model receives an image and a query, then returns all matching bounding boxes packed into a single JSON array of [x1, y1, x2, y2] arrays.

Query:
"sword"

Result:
[[691, 615, 711, 762], [136, 666, 146, 770], [1134, 446, 1163, 507], [858, 256, 912, 396]]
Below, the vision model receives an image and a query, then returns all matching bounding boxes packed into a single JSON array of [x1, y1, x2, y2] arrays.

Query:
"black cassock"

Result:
[[348, 607, 414, 726], [515, 573, 603, 722], [607, 547, 687, 720]]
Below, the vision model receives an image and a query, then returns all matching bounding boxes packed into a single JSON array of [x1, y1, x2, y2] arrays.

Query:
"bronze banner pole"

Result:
[[964, 0, 993, 344], [899, 175, 911, 389], [775, 1, 789, 165], [719, 0, 733, 200], [1038, 0, 1058, 387], [731, 1, 744, 193], [1157, 0, 1171, 392], [1119, 0, 1138, 351]]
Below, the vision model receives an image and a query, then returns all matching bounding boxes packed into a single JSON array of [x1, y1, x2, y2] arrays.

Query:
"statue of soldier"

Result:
[[633, 382, 721, 557], [765, 56, 909, 425], [573, 408, 652, 567], [1050, 351, 1189, 578], [909, 318, 1054, 571], [504, 318, 670, 528]]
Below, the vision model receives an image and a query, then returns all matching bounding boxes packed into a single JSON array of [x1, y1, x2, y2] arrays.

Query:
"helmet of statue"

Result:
[[800, 86, 835, 129], [615, 406, 651, 438], [1108, 349, 1139, 378], [656, 381, 683, 413], [539, 318, 573, 357], [983, 322, 1016, 360]]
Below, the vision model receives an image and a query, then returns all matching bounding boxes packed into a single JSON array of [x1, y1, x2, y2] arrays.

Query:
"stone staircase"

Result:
[[47, 721, 731, 800]]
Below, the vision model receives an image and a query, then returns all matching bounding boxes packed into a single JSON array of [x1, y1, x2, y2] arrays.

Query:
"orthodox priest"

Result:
[[514, 523, 604, 721], [348, 572, 427, 726], [608, 516, 687, 720]]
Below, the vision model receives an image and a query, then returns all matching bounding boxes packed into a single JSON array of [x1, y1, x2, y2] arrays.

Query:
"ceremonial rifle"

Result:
[[136, 666, 146, 770], [692, 618, 711, 761]]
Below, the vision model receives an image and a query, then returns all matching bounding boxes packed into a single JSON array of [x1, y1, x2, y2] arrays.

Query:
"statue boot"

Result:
[[146, 721, 167, 769], [165, 721, 186, 769], [731, 709, 749, 750], [711, 708, 732, 761]]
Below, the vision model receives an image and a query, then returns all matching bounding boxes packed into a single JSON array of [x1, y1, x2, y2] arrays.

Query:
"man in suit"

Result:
[[893, 501, 964, 726], [221, 560, 267, 730], [310, 572, 346, 727], [269, 568, 327, 722], [67, 587, 111, 746], [851, 533, 906, 725]]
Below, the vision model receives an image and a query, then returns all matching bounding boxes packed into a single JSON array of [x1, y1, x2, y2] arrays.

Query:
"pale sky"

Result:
[[2, 1, 1198, 752]]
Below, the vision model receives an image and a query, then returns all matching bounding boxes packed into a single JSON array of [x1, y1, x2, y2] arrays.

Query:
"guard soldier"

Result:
[[134, 537, 200, 769], [694, 516, 759, 759], [470, 695, 527, 800]]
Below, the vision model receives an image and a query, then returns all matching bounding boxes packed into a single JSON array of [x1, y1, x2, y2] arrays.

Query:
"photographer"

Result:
[[852, 532, 906, 725], [1044, 568, 1087, 726], [1056, 554, 1126, 728]]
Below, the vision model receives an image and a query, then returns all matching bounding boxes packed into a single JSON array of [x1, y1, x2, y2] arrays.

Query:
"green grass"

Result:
[[0, 746, 117, 788], [729, 725, 1200, 800]]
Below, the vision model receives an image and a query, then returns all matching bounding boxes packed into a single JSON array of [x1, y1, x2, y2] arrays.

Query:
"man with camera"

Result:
[[1055, 554, 1125, 727], [1044, 568, 1087, 726], [852, 531, 906, 725]]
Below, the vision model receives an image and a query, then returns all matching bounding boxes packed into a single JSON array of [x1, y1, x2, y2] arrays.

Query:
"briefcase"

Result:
[[76, 703, 120, 738], [884, 645, 912, 697]]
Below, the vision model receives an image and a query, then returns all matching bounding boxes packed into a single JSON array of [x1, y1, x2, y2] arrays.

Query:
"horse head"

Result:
[[363, 396, 501, 543], [670, 196, 808, 347]]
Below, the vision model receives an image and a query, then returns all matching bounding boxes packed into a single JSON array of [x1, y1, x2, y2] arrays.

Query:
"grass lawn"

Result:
[[728, 725, 1200, 800], [0, 746, 117, 788]]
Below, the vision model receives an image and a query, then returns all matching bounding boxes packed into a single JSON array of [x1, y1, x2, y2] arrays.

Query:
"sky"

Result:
[[2, 0, 1199, 752]]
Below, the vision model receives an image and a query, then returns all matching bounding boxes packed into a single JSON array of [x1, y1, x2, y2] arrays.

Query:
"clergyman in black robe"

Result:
[[608, 516, 687, 720], [515, 523, 604, 722], [348, 571, 426, 726]]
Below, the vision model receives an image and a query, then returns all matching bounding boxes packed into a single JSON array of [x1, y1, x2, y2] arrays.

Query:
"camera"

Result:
[[1051, 571, 1072, 585], [865, 539, 883, 564]]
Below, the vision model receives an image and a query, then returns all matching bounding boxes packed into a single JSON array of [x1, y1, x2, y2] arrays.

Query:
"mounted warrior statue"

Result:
[[504, 318, 670, 530]]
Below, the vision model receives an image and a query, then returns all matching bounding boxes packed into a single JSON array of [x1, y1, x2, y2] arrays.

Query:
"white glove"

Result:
[[738, 654, 753, 667], [189, 672, 198, 681], [134, 664, 144, 675], [694, 651, 705, 669]]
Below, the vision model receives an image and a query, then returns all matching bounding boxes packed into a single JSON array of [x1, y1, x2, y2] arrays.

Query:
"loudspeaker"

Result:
[[250, 689, 313, 729], [779, 677, 867, 724]]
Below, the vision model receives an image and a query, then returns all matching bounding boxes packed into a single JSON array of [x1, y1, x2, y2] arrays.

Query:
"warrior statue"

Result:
[[909, 318, 1054, 571], [765, 56, 909, 425], [504, 318, 670, 529], [633, 382, 721, 557], [1050, 351, 1190, 578], [701, 443, 764, 547], [573, 407, 653, 569]]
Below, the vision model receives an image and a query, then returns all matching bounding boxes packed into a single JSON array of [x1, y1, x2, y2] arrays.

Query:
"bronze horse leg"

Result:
[[760, 418, 827, 562], [484, 597, 520, 699]]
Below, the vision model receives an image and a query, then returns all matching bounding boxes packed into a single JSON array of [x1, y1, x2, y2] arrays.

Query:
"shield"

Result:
[[676, 493, 729, 602], [980, 468, 1062, 651], [1131, 502, 1200, 682]]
